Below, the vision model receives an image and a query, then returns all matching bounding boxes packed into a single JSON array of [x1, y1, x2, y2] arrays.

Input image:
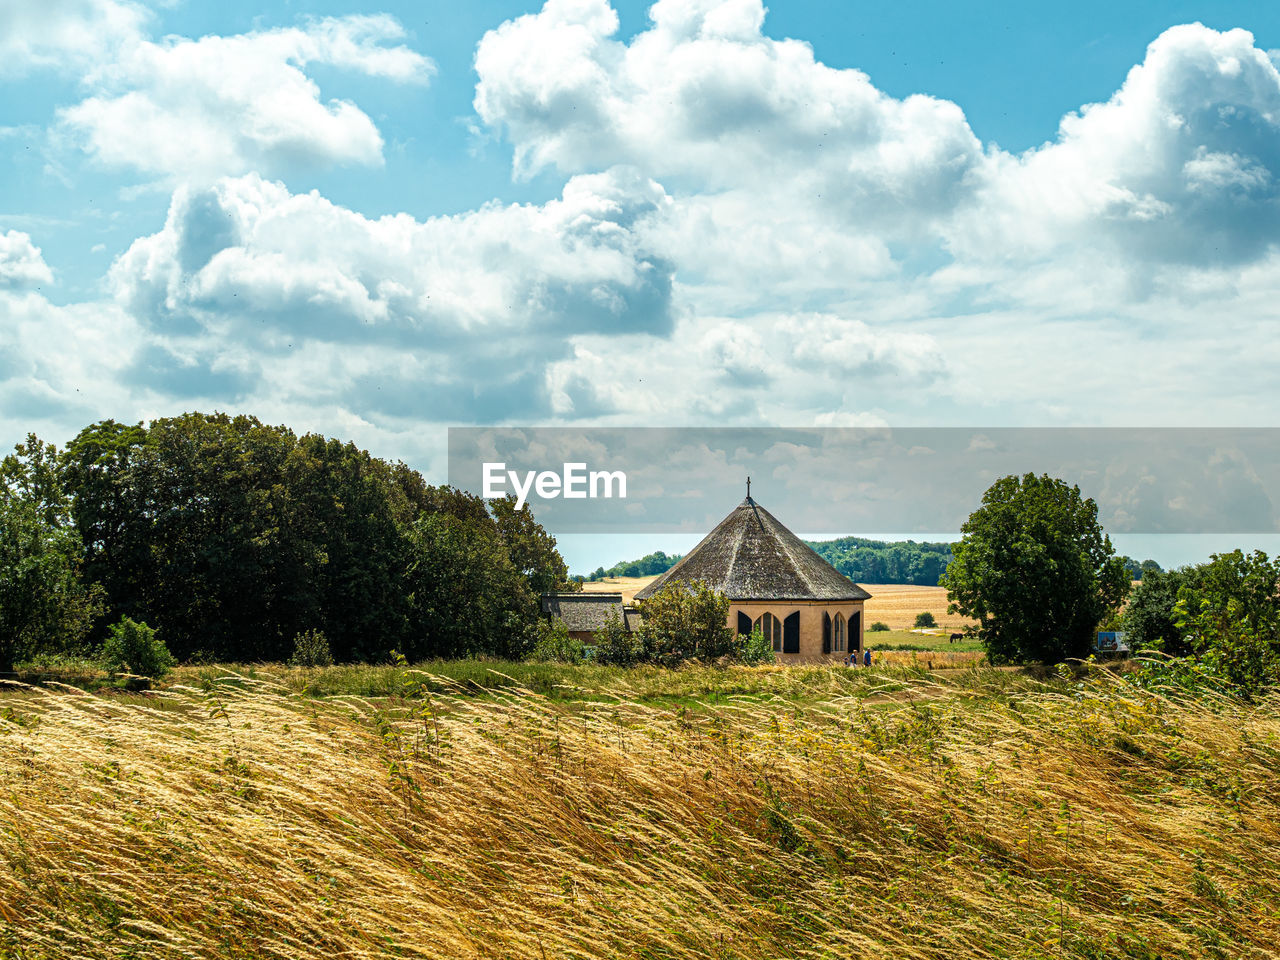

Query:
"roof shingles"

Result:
[[541, 593, 633, 632], [634, 497, 871, 602]]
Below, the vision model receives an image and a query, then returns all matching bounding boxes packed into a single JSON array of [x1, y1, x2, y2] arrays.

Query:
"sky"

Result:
[[4, 0, 1280, 571]]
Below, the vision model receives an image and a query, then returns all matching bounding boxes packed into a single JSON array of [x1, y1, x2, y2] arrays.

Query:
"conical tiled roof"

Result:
[[633, 497, 872, 602]]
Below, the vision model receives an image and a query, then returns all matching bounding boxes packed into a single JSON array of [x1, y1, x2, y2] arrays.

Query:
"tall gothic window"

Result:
[[833, 613, 846, 652], [753, 612, 782, 652]]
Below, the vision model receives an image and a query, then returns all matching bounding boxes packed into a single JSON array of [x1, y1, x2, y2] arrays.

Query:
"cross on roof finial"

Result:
[[746, 476, 751, 499]]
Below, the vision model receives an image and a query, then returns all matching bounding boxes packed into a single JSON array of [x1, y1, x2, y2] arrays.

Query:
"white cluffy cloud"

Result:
[[467, 3, 1280, 429], [108, 168, 676, 420], [963, 24, 1280, 267], [53, 14, 434, 182], [477, 3, 1280, 275], [0, 0, 147, 76], [0, 231, 55, 291], [475, 0, 982, 234]]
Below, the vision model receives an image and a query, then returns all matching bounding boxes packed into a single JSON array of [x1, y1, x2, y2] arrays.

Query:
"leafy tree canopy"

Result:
[[1174, 550, 1280, 694], [941, 473, 1129, 665], [1123, 567, 1195, 655], [46, 413, 570, 665], [0, 437, 101, 672], [1118, 555, 1164, 581]]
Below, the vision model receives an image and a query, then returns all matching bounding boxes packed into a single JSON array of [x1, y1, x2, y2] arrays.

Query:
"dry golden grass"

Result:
[[871, 648, 988, 670], [862, 583, 976, 631], [2, 667, 1279, 959]]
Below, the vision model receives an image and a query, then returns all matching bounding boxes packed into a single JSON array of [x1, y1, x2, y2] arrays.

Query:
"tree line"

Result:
[[0, 413, 574, 672], [810, 537, 1159, 588], [580, 550, 684, 581], [806, 536, 954, 586], [582, 539, 1163, 590]]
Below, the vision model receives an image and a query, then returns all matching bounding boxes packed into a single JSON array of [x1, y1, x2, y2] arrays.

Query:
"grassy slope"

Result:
[[2, 663, 1279, 959]]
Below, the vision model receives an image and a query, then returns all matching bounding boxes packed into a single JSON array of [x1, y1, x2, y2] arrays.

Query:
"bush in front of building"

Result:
[[528, 617, 585, 663], [737, 627, 775, 665], [636, 581, 735, 667], [594, 611, 644, 666]]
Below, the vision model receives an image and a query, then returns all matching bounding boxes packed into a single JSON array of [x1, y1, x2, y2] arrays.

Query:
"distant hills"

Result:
[[581, 550, 685, 582], [805, 536, 954, 586], [581, 540, 1161, 588], [579, 538, 952, 586]]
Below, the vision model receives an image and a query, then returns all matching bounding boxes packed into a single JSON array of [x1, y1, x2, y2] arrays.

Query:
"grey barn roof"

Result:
[[634, 497, 872, 603], [541, 593, 637, 633]]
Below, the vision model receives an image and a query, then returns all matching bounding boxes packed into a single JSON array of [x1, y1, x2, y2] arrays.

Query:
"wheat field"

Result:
[[2, 665, 1279, 959], [582, 577, 973, 634], [579, 576, 656, 603], [860, 584, 975, 631]]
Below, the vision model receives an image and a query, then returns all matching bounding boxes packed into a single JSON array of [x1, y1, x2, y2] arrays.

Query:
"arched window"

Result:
[[753, 612, 782, 652], [833, 613, 846, 653]]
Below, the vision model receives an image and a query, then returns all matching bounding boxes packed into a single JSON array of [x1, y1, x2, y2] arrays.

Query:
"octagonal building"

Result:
[[634, 493, 871, 661]]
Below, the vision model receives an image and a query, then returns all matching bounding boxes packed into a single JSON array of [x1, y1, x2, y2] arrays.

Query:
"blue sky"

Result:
[[4, 0, 1280, 570]]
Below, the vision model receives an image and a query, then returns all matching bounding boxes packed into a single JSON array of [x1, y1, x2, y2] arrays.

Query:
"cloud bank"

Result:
[[4, 0, 1280, 467]]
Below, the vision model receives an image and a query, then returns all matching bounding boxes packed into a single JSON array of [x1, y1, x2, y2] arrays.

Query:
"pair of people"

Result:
[[844, 649, 872, 667]]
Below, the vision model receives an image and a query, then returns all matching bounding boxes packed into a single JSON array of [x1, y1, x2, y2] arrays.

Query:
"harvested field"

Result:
[[861, 583, 974, 631], [579, 575, 658, 603], [583, 579, 975, 637]]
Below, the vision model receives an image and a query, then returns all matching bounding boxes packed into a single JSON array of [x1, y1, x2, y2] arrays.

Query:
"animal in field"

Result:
[[949, 632, 964, 644]]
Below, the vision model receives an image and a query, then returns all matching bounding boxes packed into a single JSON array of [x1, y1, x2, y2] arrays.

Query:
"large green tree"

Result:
[[941, 473, 1129, 664], [402, 511, 536, 661], [62, 414, 323, 660], [0, 437, 101, 672]]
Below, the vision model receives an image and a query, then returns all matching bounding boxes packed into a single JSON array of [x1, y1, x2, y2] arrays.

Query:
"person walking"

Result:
[[863, 648, 871, 667]]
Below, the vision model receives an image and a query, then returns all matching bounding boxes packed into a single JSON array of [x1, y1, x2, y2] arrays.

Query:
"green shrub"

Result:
[[594, 611, 642, 666], [737, 627, 775, 665], [869, 621, 890, 632], [636, 581, 734, 666], [1173, 550, 1280, 695], [914, 611, 937, 628], [528, 618, 584, 663], [288, 629, 334, 667], [101, 618, 174, 679]]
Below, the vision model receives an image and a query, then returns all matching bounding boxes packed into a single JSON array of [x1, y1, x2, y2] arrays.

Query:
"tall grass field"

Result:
[[2, 662, 1278, 958]]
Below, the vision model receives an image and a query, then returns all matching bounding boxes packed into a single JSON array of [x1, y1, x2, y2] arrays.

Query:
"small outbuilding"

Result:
[[540, 592, 639, 644]]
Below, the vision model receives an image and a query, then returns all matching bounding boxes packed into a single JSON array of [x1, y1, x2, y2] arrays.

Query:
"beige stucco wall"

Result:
[[728, 599, 865, 663]]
